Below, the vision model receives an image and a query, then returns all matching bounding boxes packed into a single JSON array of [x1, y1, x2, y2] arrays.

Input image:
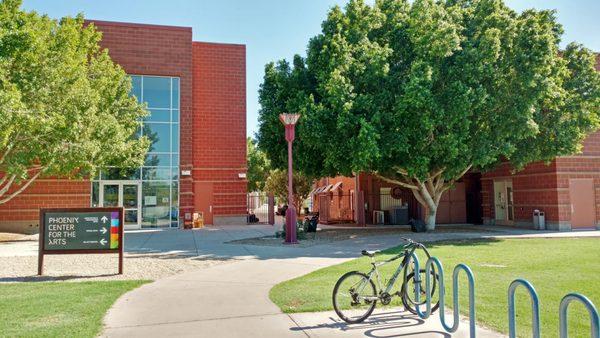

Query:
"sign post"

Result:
[[38, 207, 124, 275]]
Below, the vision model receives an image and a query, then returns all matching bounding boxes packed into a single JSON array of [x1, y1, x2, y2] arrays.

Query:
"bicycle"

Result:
[[332, 237, 440, 323]]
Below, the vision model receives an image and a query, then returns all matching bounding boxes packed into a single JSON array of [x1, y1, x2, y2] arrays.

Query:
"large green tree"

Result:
[[0, 0, 149, 204], [257, 0, 600, 229]]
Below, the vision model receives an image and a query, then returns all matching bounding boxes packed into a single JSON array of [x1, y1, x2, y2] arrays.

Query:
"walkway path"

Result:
[[100, 225, 600, 337]]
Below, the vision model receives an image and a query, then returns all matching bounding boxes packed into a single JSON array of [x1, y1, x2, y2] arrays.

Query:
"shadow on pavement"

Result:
[[290, 310, 451, 338]]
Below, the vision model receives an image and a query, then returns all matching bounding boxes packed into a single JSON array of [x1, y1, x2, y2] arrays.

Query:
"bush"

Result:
[[275, 221, 307, 240]]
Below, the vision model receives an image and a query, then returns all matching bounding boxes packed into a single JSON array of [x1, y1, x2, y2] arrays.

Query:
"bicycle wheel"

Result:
[[401, 269, 440, 315], [332, 271, 378, 323]]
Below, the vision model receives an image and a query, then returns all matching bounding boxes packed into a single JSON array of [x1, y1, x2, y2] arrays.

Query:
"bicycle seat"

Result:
[[361, 250, 380, 257]]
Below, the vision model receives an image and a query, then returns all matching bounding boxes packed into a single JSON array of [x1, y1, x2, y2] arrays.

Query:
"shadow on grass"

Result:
[[379, 237, 505, 255]]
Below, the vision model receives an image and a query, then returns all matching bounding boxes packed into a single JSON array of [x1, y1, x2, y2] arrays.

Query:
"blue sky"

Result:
[[22, 0, 600, 137]]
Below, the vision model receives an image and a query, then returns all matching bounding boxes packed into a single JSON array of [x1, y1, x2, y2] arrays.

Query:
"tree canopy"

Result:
[[263, 169, 312, 214], [257, 0, 600, 229], [247, 137, 271, 191], [0, 0, 149, 204]]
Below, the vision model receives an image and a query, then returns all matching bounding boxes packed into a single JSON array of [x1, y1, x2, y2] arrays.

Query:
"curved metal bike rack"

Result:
[[402, 253, 598, 338], [411, 255, 477, 337], [508, 279, 541, 338], [559, 293, 600, 338]]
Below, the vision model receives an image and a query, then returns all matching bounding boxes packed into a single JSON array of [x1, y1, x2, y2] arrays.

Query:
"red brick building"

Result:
[[0, 20, 247, 233]]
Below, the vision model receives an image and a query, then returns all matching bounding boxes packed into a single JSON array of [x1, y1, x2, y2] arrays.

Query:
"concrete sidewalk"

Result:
[[101, 258, 501, 338], [99, 225, 566, 338]]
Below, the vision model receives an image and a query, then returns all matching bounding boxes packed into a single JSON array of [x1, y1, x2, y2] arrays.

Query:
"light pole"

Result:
[[279, 113, 300, 244]]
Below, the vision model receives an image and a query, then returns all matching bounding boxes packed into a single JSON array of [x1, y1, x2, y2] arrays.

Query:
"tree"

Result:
[[264, 169, 312, 214], [247, 137, 271, 191], [0, 0, 149, 204], [257, 0, 600, 229]]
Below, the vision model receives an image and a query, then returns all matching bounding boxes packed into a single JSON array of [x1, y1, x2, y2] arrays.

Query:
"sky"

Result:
[[22, 0, 600, 138]]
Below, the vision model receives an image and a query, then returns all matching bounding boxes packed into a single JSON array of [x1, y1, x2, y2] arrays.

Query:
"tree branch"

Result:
[[0, 170, 43, 205], [374, 172, 419, 190], [0, 174, 16, 197]]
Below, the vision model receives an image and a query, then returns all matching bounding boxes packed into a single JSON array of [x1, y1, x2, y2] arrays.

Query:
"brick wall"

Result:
[[481, 131, 600, 229], [0, 178, 90, 233], [192, 42, 247, 220]]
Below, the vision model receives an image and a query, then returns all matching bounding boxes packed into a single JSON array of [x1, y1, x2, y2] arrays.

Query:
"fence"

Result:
[[409, 254, 599, 338]]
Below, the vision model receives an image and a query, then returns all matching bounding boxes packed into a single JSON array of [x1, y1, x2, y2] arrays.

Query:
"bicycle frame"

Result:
[[356, 244, 420, 302]]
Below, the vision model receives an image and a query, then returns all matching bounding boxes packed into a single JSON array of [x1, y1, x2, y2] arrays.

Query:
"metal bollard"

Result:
[[559, 293, 600, 338], [508, 279, 540, 338], [413, 256, 476, 337]]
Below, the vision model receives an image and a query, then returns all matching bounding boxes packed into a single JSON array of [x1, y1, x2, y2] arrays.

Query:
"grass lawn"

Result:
[[270, 237, 600, 337], [0, 280, 148, 337]]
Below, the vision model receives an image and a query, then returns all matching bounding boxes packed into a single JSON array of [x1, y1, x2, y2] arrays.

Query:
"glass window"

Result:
[[142, 181, 171, 227], [171, 124, 179, 153], [130, 75, 142, 103], [95, 75, 180, 229], [142, 167, 172, 181], [145, 109, 170, 123], [172, 78, 180, 109], [91, 182, 99, 207], [144, 123, 170, 153], [144, 153, 171, 167], [101, 168, 140, 180], [143, 76, 171, 108], [171, 166, 179, 181], [171, 182, 179, 227]]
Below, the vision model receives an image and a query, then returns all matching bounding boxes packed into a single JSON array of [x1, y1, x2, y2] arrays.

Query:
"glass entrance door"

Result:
[[100, 181, 142, 229]]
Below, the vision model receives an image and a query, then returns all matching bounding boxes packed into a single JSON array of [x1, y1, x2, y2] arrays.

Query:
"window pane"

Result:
[[171, 181, 179, 227], [172, 123, 179, 153], [172, 109, 179, 123], [144, 153, 170, 167], [142, 167, 171, 180], [144, 109, 170, 123], [172, 78, 180, 109], [172, 166, 179, 181], [143, 76, 171, 108], [130, 75, 142, 103], [142, 181, 171, 227], [102, 168, 140, 180], [92, 182, 99, 207], [144, 123, 170, 153], [172, 154, 179, 167]]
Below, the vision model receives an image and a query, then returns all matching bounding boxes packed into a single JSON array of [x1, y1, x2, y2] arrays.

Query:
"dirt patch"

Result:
[[227, 226, 497, 248]]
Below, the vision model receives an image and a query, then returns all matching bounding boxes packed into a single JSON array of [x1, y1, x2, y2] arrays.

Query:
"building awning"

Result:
[[313, 186, 324, 194], [321, 184, 334, 193], [330, 181, 343, 192]]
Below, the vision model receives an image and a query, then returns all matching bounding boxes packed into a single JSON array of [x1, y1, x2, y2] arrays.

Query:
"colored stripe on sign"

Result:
[[110, 234, 119, 249]]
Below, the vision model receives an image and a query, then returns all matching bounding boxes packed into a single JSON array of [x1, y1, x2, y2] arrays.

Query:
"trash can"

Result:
[[533, 210, 545, 230]]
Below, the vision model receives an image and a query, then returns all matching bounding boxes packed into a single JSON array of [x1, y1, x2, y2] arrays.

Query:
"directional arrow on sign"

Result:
[[100, 238, 107, 246], [101, 227, 107, 234], [101, 216, 108, 223]]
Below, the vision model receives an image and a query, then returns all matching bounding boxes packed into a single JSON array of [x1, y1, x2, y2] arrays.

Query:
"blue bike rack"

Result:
[[559, 293, 600, 338], [508, 279, 541, 338], [404, 254, 598, 338], [411, 255, 476, 337]]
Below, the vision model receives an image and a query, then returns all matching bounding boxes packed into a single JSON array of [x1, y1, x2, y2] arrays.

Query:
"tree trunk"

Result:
[[426, 207, 437, 231], [376, 165, 472, 232]]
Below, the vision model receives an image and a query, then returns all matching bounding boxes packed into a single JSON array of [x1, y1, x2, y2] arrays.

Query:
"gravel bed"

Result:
[[0, 232, 37, 243], [227, 226, 498, 247], [0, 253, 230, 283]]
